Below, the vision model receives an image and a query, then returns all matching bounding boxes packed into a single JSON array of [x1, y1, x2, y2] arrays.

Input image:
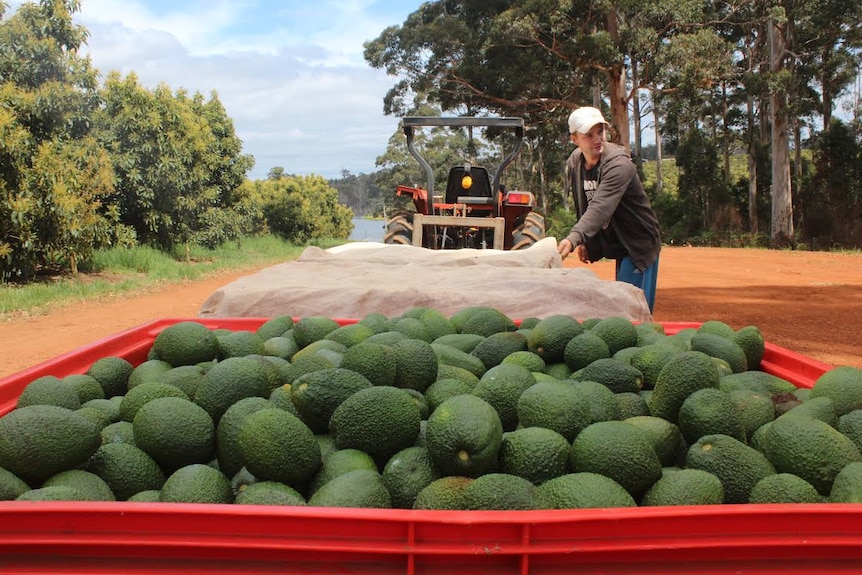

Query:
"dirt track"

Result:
[[0, 246, 860, 380]]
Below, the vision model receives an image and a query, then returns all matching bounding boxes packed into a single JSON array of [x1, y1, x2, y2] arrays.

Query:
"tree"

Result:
[[363, 0, 592, 210], [188, 92, 256, 248], [676, 128, 733, 236], [24, 137, 117, 273], [725, 0, 862, 245], [0, 0, 114, 280], [365, 0, 739, 217], [736, 15, 770, 235], [259, 175, 353, 243], [800, 0, 862, 128], [191, 92, 254, 206], [93, 73, 253, 254], [268, 167, 286, 180], [768, 8, 794, 244], [802, 120, 862, 247], [329, 170, 387, 217]]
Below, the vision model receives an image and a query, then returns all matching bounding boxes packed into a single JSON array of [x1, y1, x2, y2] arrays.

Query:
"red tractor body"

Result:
[[384, 117, 545, 250]]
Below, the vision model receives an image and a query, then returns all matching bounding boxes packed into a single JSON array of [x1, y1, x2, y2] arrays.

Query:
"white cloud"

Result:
[[7, 0, 416, 179], [74, 0, 245, 56]]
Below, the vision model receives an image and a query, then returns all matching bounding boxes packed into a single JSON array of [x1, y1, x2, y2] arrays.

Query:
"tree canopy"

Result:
[[365, 0, 862, 247], [1, 0, 351, 282]]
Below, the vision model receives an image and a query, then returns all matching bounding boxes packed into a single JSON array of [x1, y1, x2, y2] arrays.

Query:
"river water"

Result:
[[349, 218, 385, 242]]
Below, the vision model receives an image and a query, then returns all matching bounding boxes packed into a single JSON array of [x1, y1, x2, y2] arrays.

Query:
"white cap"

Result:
[[568, 106, 609, 135]]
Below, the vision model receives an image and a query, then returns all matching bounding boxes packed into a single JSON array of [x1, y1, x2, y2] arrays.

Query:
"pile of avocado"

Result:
[[1, 307, 861, 509]]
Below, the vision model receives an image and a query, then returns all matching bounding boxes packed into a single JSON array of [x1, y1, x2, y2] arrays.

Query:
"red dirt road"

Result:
[[1, 246, 860, 380]]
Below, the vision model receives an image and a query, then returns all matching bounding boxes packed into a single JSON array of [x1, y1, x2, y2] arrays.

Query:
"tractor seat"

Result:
[[445, 166, 493, 205]]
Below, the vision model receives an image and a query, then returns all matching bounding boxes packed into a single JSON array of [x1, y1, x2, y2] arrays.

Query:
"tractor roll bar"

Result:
[[401, 117, 525, 218]]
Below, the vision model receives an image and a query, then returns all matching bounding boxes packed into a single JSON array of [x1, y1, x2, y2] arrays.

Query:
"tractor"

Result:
[[383, 117, 546, 250]]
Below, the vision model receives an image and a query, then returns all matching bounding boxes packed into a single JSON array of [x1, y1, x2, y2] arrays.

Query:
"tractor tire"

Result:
[[383, 211, 415, 245], [511, 211, 546, 250]]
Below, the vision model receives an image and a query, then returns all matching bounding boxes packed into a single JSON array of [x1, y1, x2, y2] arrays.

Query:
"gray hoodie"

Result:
[[564, 142, 661, 271]]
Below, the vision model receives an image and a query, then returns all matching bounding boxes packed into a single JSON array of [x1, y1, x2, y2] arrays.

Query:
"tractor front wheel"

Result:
[[511, 212, 546, 250], [383, 211, 415, 245]]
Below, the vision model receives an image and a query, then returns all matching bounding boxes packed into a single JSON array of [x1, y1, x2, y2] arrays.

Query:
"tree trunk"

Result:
[[654, 99, 664, 195], [793, 118, 804, 232], [744, 30, 763, 236], [604, 9, 630, 151], [592, 75, 602, 109], [769, 18, 794, 244], [536, 140, 549, 213], [793, 119, 802, 186], [632, 60, 643, 173], [822, 47, 833, 128], [722, 82, 731, 183], [607, 63, 630, 151], [747, 94, 758, 234]]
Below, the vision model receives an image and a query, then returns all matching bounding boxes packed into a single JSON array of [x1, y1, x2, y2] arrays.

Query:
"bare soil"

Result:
[[1, 246, 860, 380]]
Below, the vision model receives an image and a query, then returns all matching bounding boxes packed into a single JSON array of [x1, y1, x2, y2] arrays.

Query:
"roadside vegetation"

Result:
[[0, 4, 353, 285], [0, 236, 342, 319]]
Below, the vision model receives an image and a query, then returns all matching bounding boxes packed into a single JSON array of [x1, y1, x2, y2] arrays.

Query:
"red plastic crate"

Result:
[[0, 318, 857, 575], [2, 501, 862, 574]]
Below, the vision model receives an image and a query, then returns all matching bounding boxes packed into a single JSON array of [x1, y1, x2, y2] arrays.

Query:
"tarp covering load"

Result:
[[198, 238, 652, 322]]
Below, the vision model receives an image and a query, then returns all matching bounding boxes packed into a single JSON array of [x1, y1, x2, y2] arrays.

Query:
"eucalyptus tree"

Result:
[[364, 1, 584, 209], [805, 121, 862, 247], [656, 0, 861, 242], [753, 0, 862, 243], [364, 1, 575, 119], [799, 0, 861, 129], [365, 0, 861, 245], [365, 0, 734, 208]]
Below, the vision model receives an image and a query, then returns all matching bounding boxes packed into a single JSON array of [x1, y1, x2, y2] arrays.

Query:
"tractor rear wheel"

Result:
[[383, 211, 415, 245], [511, 212, 546, 250]]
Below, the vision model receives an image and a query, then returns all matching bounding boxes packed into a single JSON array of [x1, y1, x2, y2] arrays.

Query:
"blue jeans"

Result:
[[615, 255, 659, 313]]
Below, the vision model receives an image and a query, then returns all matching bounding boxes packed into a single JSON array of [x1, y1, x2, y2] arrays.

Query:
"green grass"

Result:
[[0, 235, 344, 319]]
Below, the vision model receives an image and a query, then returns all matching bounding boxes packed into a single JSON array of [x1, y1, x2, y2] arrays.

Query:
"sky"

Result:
[[9, 0, 422, 180]]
